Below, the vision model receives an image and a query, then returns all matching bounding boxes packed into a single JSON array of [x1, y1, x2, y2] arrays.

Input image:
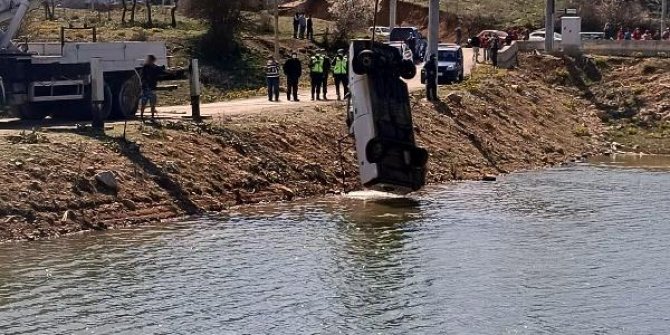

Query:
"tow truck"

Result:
[[0, 0, 170, 120], [346, 39, 428, 195]]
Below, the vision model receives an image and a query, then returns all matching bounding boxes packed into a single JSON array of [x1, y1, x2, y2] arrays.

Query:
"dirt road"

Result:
[[156, 49, 475, 119]]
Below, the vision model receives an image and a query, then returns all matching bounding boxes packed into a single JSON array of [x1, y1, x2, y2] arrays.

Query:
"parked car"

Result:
[[477, 30, 509, 39], [369, 26, 392, 38], [421, 44, 464, 85], [390, 27, 427, 61], [528, 29, 562, 41], [580, 32, 605, 40], [387, 41, 413, 61]]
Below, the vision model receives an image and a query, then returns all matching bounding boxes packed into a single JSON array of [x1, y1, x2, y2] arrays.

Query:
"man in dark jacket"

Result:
[[140, 54, 166, 120], [292, 13, 300, 39], [283, 52, 302, 102], [423, 54, 438, 102], [306, 15, 314, 40], [490, 36, 500, 68]]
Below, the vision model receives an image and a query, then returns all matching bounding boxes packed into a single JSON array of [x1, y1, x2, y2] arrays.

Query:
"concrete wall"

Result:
[[517, 40, 670, 58], [497, 41, 519, 69]]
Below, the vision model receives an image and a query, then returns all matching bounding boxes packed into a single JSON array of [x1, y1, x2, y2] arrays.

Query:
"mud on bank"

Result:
[[0, 63, 604, 242]]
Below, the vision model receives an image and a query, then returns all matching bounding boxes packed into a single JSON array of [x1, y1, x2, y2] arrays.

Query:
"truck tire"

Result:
[[60, 84, 113, 120], [112, 73, 141, 119], [365, 138, 386, 163], [353, 49, 375, 75], [16, 105, 46, 120]]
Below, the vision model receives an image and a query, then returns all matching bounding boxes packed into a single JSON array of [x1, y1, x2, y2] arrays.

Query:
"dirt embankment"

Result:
[[533, 54, 670, 154], [0, 59, 604, 242]]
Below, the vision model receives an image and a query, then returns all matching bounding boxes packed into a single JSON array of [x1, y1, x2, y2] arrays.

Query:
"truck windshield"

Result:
[[438, 50, 458, 62], [390, 28, 413, 41]]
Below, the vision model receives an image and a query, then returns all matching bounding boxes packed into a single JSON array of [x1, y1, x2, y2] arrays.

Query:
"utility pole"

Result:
[[389, 0, 397, 28], [428, 0, 439, 96], [545, 0, 555, 52], [274, 0, 279, 59], [662, 0, 668, 34]]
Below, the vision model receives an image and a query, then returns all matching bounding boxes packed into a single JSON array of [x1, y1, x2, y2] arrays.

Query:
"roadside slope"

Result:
[[0, 63, 602, 242]]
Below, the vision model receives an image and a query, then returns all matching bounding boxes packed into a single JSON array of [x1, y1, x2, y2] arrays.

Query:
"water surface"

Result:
[[1, 156, 670, 334]]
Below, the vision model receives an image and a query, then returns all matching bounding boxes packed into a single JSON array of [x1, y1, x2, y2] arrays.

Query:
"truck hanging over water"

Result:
[[0, 0, 170, 120], [347, 39, 428, 195]]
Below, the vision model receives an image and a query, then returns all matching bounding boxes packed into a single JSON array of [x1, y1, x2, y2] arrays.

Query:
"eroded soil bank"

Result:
[[0, 59, 605, 242]]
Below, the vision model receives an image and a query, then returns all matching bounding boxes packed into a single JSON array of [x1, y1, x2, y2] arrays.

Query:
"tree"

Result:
[[121, 0, 128, 25], [145, 0, 153, 27], [327, 0, 379, 40], [183, 0, 243, 58], [130, 0, 137, 24], [171, 0, 179, 28]]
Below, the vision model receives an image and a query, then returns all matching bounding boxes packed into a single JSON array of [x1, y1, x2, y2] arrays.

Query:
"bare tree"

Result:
[[146, 0, 153, 27], [327, 0, 378, 39], [171, 0, 179, 28], [130, 0, 137, 24], [121, 0, 128, 25]]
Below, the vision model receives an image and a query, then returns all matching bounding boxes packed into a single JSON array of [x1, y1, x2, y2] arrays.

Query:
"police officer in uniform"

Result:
[[332, 49, 349, 101], [309, 50, 325, 100], [423, 54, 438, 102], [321, 53, 332, 100], [266, 55, 280, 102]]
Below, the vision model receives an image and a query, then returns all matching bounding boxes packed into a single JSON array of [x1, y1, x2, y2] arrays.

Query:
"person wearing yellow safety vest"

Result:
[[321, 53, 331, 100], [332, 49, 349, 101], [309, 50, 325, 100]]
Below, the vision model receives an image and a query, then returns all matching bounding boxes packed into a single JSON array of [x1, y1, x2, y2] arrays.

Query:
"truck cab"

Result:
[[347, 39, 428, 195], [389, 27, 427, 62]]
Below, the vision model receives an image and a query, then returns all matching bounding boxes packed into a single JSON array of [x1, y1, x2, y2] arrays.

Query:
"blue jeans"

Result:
[[267, 77, 279, 101]]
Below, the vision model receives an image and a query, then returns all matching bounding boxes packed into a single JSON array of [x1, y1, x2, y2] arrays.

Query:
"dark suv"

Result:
[[389, 27, 427, 62], [421, 44, 464, 85]]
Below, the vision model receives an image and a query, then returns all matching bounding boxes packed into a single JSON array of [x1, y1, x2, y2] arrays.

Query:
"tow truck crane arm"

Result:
[[0, 0, 34, 51]]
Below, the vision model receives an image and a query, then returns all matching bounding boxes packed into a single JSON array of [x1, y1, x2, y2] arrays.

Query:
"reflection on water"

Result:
[[590, 153, 670, 170], [1, 158, 670, 334]]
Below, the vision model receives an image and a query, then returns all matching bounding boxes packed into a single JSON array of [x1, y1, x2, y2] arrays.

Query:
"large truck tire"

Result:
[[353, 50, 375, 75], [111, 73, 141, 119], [54, 84, 113, 120], [16, 105, 46, 120]]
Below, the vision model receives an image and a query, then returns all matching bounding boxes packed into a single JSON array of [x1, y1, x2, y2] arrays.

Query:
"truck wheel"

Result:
[[65, 84, 113, 120], [16, 105, 46, 120], [410, 148, 429, 167], [353, 49, 375, 75], [400, 60, 417, 80], [112, 74, 141, 119]]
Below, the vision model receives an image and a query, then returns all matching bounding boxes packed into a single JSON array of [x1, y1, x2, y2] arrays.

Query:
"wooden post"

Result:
[[662, 0, 668, 34], [190, 59, 201, 122], [90, 57, 105, 130], [428, 0, 439, 91], [389, 0, 397, 28]]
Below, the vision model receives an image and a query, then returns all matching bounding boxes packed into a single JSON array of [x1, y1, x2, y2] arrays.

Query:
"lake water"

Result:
[[1, 155, 670, 334]]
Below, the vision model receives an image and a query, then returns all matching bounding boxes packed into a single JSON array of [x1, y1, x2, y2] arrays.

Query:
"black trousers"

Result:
[[426, 81, 437, 101], [287, 77, 299, 100], [491, 49, 499, 67], [267, 77, 279, 101], [334, 74, 349, 98], [322, 74, 329, 97], [310, 73, 323, 99]]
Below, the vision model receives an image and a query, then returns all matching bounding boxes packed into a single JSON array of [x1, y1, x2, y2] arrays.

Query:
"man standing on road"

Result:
[[455, 26, 463, 45], [309, 50, 325, 100], [298, 14, 306, 39], [423, 54, 438, 102], [332, 49, 349, 101], [322, 53, 332, 100], [293, 13, 300, 39], [470, 35, 481, 63], [283, 52, 302, 102], [306, 15, 314, 40], [266, 55, 280, 102], [140, 55, 166, 121], [490, 35, 500, 68]]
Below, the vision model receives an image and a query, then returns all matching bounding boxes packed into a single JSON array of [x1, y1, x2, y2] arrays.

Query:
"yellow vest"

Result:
[[333, 56, 348, 74], [311, 56, 324, 73]]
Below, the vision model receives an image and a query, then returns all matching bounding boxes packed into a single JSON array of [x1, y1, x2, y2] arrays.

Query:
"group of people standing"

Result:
[[292, 13, 314, 40], [264, 49, 349, 102], [468, 33, 502, 67], [605, 23, 670, 41]]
